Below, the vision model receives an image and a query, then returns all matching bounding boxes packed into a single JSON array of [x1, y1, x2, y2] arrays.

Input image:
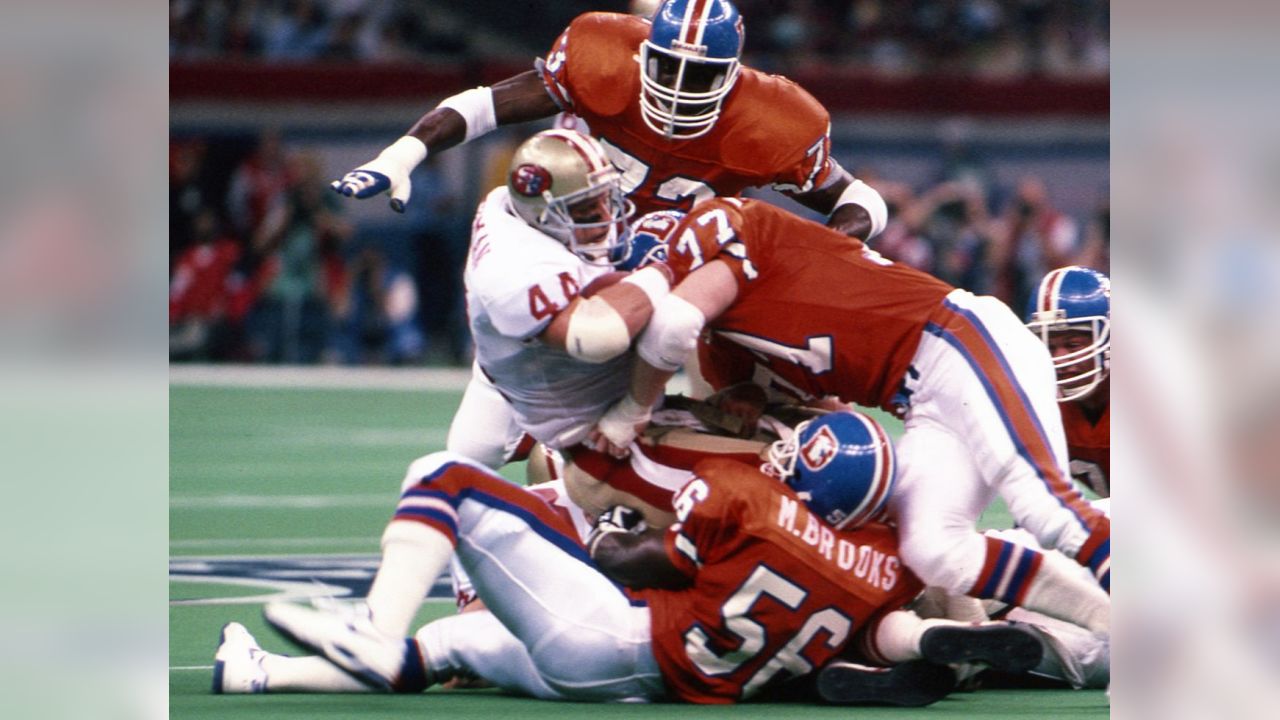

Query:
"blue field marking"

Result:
[[169, 554, 455, 606]]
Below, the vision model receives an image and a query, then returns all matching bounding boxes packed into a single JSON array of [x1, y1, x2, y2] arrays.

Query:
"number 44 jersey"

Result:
[[636, 458, 923, 703]]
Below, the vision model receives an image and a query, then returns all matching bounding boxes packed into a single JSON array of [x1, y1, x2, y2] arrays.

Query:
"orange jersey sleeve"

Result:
[[716, 69, 838, 195], [1061, 400, 1110, 497], [538, 13, 645, 119], [641, 459, 922, 703], [665, 198, 954, 409]]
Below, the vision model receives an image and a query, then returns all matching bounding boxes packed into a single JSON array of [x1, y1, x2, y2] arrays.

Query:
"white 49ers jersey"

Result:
[[463, 187, 633, 448]]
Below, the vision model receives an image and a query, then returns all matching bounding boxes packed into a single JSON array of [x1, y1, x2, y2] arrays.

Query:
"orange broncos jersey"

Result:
[[1061, 396, 1110, 497], [638, 458, 921, 703], [667, 198, 955, 410], [538, 13, 837, 214]]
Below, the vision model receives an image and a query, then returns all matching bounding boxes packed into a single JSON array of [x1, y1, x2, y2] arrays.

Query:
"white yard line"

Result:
[[170, 537, 378, 550], [169, 364, 472, 391], [170, 494, 392, 510]]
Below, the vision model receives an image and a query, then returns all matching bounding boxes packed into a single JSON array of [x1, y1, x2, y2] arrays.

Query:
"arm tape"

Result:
[[566, 296, 631, 363], [636, 294, 705, 372], [436, 86, 498, 144], [620, 266, 671, 309], [836, 178, 888, 240]]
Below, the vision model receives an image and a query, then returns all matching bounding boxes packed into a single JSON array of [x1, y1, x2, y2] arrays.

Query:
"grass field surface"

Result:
[[170, 371, 1106, 719]]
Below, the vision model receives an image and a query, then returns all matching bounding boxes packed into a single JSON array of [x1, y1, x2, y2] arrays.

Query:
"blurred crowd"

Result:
[[170, 0, 1108, 78], [169, 133, 467, 365], [168, 131, 1107, 366]]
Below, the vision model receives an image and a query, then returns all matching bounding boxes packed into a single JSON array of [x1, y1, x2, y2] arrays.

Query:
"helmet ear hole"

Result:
[[773, 411, 896, 530]]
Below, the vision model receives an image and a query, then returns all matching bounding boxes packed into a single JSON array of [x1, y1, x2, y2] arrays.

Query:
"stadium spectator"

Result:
[[328, 245, 425, 365], [226, 129, 290, 238], [245, 151, 352, 363], [989, 175, 1079, 312], [169, 208, 248, 360], [170, 1, 1109, 79], [169, 140, 213, 269]]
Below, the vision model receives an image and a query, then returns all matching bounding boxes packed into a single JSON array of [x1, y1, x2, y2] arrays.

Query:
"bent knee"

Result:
[[898, 531, 988, 594]]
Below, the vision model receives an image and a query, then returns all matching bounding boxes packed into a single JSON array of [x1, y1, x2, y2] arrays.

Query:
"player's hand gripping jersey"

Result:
[[637, 459, 922, 702], [665, 198, 954, 410], [464, 186, 634, 448], [538, 13, 838, 213]]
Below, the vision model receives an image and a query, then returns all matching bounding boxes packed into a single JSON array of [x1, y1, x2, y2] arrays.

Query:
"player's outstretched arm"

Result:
[[331, 70, 559, 213]]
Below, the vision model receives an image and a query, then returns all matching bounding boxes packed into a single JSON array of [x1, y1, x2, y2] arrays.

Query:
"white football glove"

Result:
[[594, 394, 653, 454], [331, 136, 427, 214]]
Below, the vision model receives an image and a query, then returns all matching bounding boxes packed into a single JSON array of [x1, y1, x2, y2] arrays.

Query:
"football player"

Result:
[[588, 199, 1111, 637], [442, 128, 674, 468], [215, 411, 1041, 705], [330, 0, 887, 243], [1025, 266, 1111, 497]]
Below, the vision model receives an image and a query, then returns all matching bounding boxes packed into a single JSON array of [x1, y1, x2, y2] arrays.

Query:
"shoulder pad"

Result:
[[564, 13, 648, 118]]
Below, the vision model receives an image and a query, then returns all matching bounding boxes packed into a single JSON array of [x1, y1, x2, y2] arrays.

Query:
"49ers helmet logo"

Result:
[[799, 424, 840, 472], [510, 164, 552, 197]]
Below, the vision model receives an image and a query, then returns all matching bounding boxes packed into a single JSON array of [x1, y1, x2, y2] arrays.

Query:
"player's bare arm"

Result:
[[538, 268, 669, 359], [407, 71, 559, 156], [332, 71, 560, 212], [590, 259, 739, 456], [588, 517, 689, 590], [787, 170, 887, 243]]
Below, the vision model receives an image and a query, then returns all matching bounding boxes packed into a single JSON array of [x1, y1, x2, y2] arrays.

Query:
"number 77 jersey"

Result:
[[636, 459, 922, 703], [666, 197, 956, 411]]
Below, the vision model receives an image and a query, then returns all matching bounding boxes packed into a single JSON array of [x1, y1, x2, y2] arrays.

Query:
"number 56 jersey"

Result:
[[636, 458, 923, 703]]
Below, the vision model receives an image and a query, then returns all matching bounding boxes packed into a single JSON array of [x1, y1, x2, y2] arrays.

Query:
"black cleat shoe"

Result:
[[920, 623, 1044, 674], [816, 659, 957, 707]]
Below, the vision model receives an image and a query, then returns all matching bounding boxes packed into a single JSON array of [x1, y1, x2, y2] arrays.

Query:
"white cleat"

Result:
[[212, 622, 268, 694], [263, 601, 405, 691]]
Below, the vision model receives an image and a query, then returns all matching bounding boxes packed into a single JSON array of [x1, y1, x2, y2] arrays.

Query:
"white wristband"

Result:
[[379, 136, 428, 172], [835, 178, 888, 240], [437, 86, 498, 143], [620, 265, 671, 309]]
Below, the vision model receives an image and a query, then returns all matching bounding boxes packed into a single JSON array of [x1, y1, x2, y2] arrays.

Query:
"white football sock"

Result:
[[365, 521, 454, 637], [1020, 549, 1110, 634], [260, 654, 369, 692], [867, 610, 960, 663]]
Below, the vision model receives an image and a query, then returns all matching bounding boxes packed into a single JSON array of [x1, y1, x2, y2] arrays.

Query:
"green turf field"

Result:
[[170, 379, 1107, 718]]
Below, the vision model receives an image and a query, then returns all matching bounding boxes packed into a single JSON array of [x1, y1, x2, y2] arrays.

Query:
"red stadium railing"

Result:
[[170, 61, 1107, 117]]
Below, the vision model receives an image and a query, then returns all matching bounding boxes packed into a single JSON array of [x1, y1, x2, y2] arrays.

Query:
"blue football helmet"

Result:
[[614, 209, 685, 268], [639, 0, 744, 139], [1025, 266, 1111, 402], [765, 410, 896, 530]]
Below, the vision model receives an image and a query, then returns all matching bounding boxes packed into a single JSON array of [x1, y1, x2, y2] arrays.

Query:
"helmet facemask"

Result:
[[638, 42, 739, 139], [537, 169, 636, 266], [1028, 311, 1111, 402]]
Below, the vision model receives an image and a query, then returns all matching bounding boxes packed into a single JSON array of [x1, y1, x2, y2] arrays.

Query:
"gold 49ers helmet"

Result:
[[506, 129, 634, 265]]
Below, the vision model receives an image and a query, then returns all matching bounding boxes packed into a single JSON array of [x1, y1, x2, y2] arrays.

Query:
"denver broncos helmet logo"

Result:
[[799, 424, 839, 472], [510, 164, 552, 197]]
